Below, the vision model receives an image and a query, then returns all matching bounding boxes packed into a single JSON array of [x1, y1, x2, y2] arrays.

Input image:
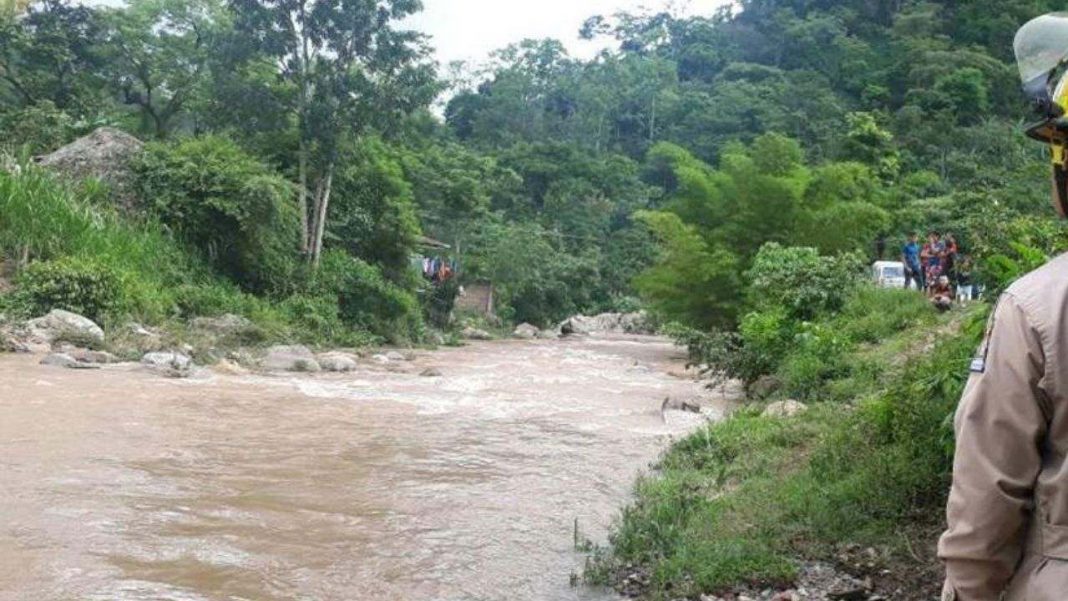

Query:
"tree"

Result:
[[230, 0, 436, 266], [0, 0, 108, 113], [633, 210, 741, 329], [104, 0, 225, 138]]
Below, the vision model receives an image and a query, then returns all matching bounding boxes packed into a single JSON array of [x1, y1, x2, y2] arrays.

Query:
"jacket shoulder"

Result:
[[1004, 252, 1068, 331]]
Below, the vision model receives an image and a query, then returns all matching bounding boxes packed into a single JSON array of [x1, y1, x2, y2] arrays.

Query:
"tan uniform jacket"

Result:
[[939, 254, 1068, 600]]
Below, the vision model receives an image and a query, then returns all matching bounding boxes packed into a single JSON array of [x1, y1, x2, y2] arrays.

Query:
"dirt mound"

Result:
[[34, 127, 144, 210]]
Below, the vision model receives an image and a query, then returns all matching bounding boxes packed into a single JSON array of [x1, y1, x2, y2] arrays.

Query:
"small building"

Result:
[[454, 281, 495, 317]]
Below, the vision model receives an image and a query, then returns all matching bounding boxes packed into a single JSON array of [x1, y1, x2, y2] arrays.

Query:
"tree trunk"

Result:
[[297, 10, 311, 255], [298, 142, 309, 254], [310, 164, 334, 268]]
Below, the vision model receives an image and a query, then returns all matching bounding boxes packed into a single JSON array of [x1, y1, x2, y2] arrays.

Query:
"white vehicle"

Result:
[[872, 261, 907, 289]]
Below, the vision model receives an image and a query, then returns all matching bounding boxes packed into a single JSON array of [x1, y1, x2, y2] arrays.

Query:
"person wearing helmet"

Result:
[[938, 13, 1068, 600]]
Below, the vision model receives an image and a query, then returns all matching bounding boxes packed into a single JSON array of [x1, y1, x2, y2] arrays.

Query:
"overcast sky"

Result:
[[404, 0, 733, 67]]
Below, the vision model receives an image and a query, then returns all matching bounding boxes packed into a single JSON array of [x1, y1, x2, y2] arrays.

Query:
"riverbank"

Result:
[[585, 302, 986, 600], [0, 334, 725, 601]]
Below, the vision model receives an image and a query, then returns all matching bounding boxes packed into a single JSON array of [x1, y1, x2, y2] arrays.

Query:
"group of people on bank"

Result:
[[901, 231, 976, 312]]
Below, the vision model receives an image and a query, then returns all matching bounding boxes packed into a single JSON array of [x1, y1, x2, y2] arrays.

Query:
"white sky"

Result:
[[404, 0, 733, 67]]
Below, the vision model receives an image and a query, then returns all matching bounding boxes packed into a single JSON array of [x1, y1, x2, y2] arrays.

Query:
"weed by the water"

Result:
[[587, 302, 986, 599]]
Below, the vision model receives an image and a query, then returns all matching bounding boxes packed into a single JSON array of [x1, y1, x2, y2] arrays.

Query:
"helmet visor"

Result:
[[1015, 13, 1068, 84]]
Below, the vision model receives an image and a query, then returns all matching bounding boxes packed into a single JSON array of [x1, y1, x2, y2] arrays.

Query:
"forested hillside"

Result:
[[2, 0, 1064, 333]]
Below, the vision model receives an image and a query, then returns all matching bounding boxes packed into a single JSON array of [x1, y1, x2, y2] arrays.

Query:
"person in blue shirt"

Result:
[[901, 232, 923, 291]]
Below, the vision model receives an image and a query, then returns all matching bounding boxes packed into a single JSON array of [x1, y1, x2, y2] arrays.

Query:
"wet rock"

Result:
[[263, 345, 321, 372], [142, 351, 192, 370], [513, 323, 539, 339], [763, 400, 808, 419], [25, 309, 105, 347], [72, 349, 118, 364], [318, 352, 358, 372], [1, 331, 34, 353], [420, 367, 443, 377], [661, 397, 702, 414], [461, 326, 492, 340], [191, 314, 253, 335], [40, 353, 77, 368], [384, 350, 407, 362], [213, 358, 249, 376], [537, 328, 560, 340], [371, 354, 391, 365], [559, 312, 652, 336], [41, 352, 102, 369]]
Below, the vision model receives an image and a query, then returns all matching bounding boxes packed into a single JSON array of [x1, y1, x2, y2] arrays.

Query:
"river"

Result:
[[0, 335, 724, 601]]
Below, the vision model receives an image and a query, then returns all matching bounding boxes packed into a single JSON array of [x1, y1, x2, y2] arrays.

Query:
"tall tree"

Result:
[[105, 0, 226, 138], [0, 0, 108, 113], [230, 0, 436, 266]]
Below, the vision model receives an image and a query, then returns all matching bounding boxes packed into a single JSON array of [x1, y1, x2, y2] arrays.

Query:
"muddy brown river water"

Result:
[[0, 336, 723, 601]]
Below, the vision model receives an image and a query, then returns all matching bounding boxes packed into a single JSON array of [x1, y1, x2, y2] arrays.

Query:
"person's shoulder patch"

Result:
[[970, 357, 985, 373]]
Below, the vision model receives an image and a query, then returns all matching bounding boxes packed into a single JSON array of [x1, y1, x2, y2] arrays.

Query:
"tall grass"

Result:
[[0, 166, 265, 323]]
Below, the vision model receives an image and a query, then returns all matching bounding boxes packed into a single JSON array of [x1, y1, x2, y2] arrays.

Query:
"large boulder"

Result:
[[40, 352, 77, 368], [35, 127, 144, 211], [263, 345, 321, 372], [141, 351, 193, 371], [558, 312, 652, 336], [25, 309, 105, 348], [317, 352, 358, 373], [513, 323, 539, 339], [461, 326, 493, 341]]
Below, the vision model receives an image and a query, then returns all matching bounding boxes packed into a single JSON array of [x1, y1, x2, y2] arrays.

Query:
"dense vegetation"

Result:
[[4, 0, 1068, 596]]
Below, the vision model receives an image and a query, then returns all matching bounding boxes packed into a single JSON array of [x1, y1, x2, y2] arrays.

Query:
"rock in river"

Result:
[[513, 323, 539, 339], [142, 351, 193, 371], [26, 310, 105, 347], [317, 352, 358, 372], [263, 345, 321, 372]]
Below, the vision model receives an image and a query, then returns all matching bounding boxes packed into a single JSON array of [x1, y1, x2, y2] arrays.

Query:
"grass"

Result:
[[587, 294, 987, 599], [0, 166, 381, 353]]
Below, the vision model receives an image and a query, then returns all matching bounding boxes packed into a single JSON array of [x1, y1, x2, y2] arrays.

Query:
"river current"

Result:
[[0, 336, 723, 601]]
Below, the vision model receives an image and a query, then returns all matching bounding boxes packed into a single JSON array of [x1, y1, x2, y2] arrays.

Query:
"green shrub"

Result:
[[747, 243, 864, 321], [16, 256, 121, 322], [0, 101, 76, 155], [776, 322, 852, 401], [424, 277, 460, 328], [835, 285, 935, 344], [737, 309, 796, 377], [134, 136, 300, 293], [170, 282, 250, 319], [0, 166, 203, 321], [311, 250, 424, 343]]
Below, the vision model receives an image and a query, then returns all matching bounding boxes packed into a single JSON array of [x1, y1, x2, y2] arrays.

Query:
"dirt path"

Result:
[[0, 335, 725, 601]]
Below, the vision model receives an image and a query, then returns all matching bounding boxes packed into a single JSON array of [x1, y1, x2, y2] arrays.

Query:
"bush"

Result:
[[134, 136, 300, 293], [776, 322, 852, 401], [0, 101, 76, 155], [15, 256, 121, 322], [737, 309, 796, 378], [311, 250, 424, 343], [835, 285, 935, 344], [747, 243, 864, 320], [279, 293, 377, 347]]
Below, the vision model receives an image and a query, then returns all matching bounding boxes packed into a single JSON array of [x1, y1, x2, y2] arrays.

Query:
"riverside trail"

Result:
[[0, 335, 725, 601]]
